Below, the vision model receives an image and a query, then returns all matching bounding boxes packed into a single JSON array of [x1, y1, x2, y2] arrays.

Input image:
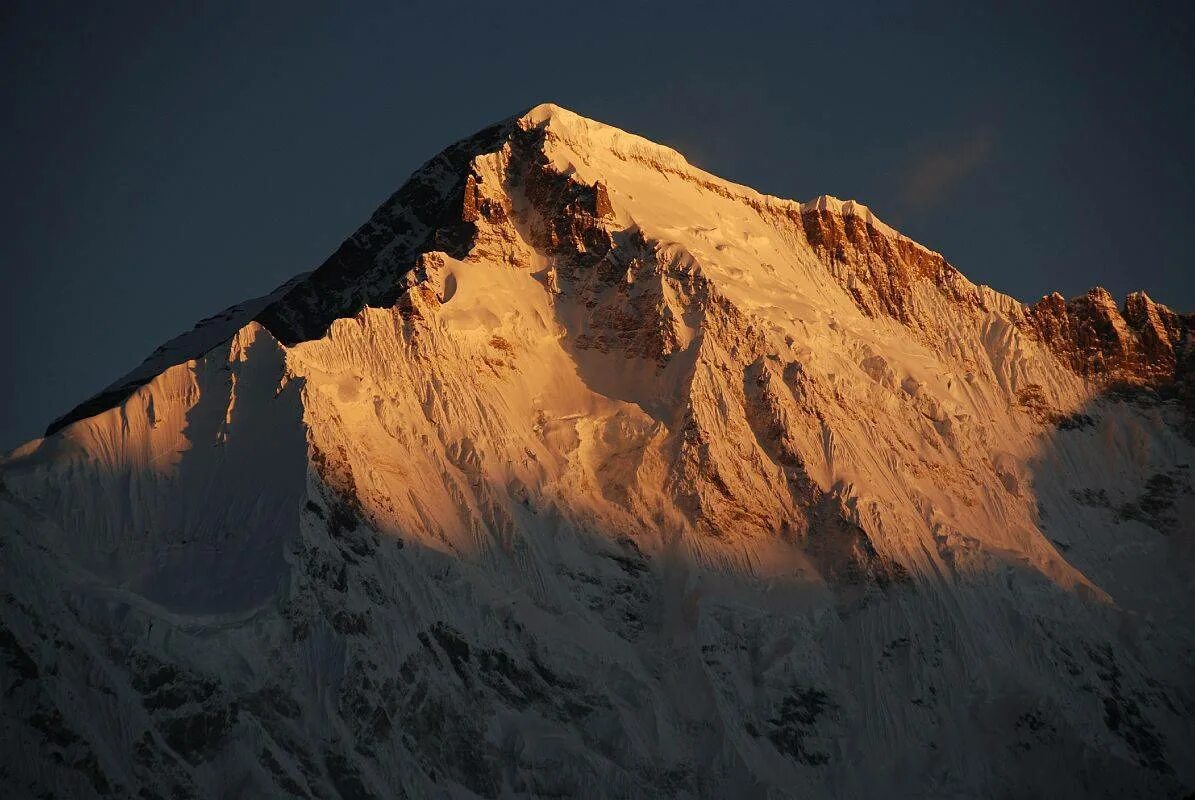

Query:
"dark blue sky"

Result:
[[2, 1, 1193, 449]]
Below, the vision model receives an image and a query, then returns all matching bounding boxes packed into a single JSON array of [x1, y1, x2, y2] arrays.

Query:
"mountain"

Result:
[[2, 103, 1193, 799]]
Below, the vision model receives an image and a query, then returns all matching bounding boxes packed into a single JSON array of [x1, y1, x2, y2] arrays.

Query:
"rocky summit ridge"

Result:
[[2, 103, 1193, 799], [48, 104, 1194, 438]]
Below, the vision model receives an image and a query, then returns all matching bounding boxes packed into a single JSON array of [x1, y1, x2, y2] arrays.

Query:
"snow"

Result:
[[798, 194, 903, 239], [43, 273, 308, 436], [522, 103, 921, 248], [1, 103, 1191, 798]]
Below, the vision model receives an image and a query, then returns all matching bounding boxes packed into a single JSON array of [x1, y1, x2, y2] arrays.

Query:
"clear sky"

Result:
[[2, 1, 1193, 449]]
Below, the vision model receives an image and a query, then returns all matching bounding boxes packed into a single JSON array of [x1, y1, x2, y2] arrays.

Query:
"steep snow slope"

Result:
[[2, 104, 1193, 799]]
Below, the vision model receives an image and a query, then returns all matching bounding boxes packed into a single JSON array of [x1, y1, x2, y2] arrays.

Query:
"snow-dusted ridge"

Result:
[[798, 194, 903, 239], [2, 103, 1193, 798], [523, 102, 923, 245], [43, 273, 308, 437]]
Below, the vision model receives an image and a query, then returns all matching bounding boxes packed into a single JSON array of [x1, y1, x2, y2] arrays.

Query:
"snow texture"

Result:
[[2, 103, 1193, 799]]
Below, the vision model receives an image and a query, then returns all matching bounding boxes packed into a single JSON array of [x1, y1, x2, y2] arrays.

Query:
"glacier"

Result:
[[1, 103, 1192, 798]]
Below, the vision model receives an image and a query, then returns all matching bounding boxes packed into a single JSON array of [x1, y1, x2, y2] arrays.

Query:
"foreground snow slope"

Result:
[[2, 104, 1193, 798]]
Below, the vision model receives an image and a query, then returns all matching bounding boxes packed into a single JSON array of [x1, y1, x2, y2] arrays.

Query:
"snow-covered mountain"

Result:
[[2, 103, 1193, 798]]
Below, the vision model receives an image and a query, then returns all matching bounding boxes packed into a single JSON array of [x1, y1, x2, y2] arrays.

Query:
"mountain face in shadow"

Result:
[[3, 104, 1193, 798]]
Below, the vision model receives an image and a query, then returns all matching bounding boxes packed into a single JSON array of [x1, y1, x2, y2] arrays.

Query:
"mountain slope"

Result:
[[2, 103, 1193, 799]]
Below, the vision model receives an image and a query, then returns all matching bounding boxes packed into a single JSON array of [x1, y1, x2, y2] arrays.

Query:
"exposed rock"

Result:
[[1027, 287, 1194, 392]]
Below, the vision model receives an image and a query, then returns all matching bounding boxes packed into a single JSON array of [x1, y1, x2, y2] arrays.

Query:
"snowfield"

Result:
[[1, 103, 1192, 798]]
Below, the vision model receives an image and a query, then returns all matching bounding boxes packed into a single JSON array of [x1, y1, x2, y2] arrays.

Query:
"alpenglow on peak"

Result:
[[4, 104, 1192, 799]]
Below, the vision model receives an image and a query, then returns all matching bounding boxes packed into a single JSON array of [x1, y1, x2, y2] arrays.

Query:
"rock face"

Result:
[[3, 103, 1194, 799], [1027, 288, 1194, 400]]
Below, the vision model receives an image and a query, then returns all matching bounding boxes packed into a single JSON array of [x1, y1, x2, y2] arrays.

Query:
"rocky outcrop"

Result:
[[799, 207, 979, 326], [1027, 287, 1194, 396]]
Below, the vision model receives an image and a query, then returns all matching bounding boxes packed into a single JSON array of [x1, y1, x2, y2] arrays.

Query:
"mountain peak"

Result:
[[4, 104, 1194, 797], [518, 100, 580, 125], [40, 105, 1190, 439]]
